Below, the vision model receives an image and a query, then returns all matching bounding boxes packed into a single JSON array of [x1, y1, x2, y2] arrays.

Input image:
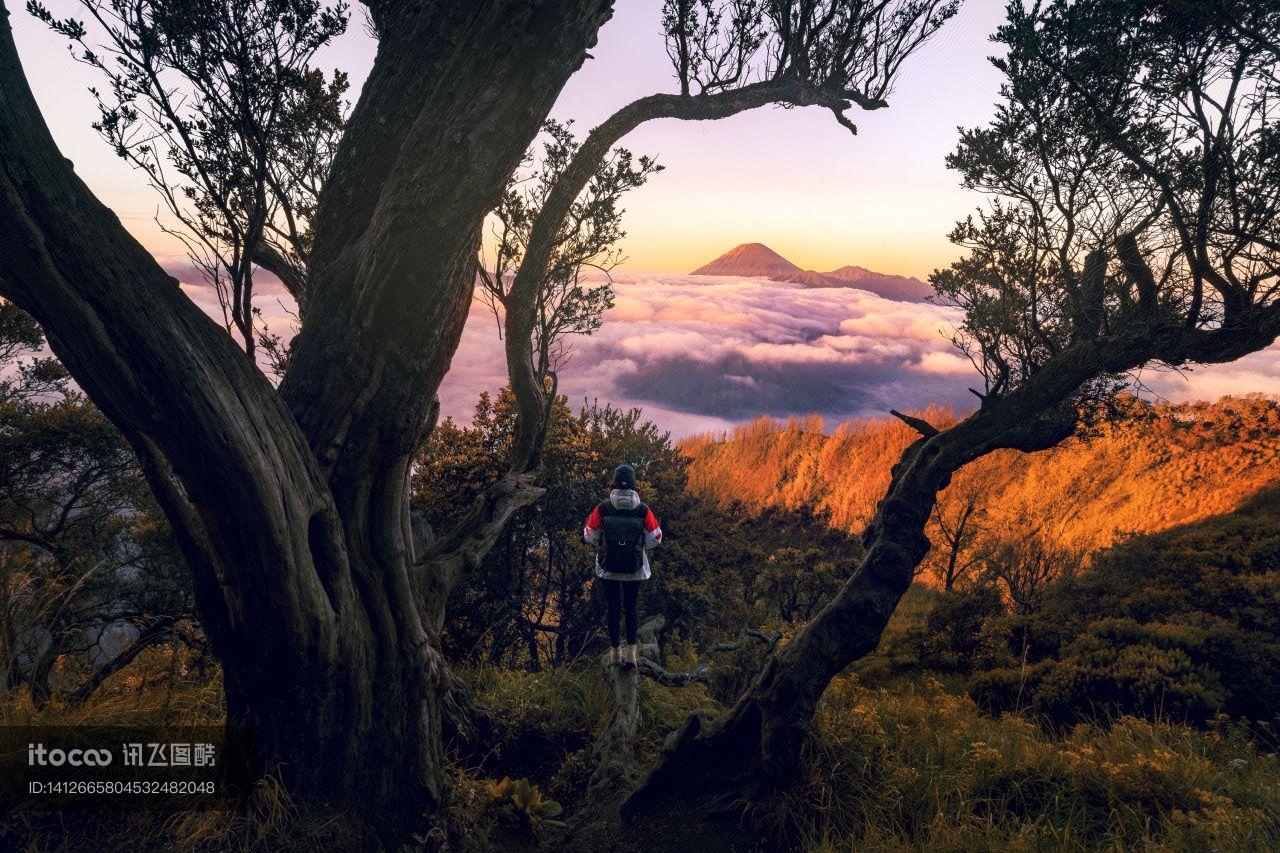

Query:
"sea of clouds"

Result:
[[441, 273, 976, 436], [177, 270, 1280, 439]]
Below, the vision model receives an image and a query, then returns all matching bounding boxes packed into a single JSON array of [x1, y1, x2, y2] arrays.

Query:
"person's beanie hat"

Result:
[[612, 464, 636, 490]]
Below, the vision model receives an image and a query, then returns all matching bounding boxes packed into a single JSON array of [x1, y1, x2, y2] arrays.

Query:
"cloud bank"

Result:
[[441, 273, 978, 436], [174, 269, 1280, 439]]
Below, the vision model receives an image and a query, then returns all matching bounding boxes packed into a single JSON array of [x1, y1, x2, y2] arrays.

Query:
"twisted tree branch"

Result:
[[890, 409, 940, 437]]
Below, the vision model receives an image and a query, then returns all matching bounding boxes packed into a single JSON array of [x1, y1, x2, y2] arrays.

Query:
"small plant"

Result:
[[486, 776, 565, 830]]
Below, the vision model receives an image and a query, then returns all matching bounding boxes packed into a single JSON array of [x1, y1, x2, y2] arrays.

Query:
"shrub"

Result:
[[1033, 620, 1229, 723], [890, 489, 1280, 729], [886, 584, 1007, 675]]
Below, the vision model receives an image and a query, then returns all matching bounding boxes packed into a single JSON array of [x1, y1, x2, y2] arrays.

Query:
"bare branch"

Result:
[[637, 627, 780, 687], [890, 409, 940, 437]]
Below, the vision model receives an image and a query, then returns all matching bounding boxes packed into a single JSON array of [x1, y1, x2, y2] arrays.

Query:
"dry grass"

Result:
[[0, 647, 356, 852], [757, 674, 1280, 852], [0, 653, 224, 730], [681, 396, 1280, 580], [3, 647, 1276, 851]]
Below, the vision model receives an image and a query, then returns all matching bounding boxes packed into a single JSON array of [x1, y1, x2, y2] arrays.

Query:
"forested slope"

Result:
[[682, 395, 1280, 573]]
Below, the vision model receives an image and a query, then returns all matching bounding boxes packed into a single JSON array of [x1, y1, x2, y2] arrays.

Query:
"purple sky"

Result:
[[10, 1, 1279, 435], [11, 0, 1011, 278]]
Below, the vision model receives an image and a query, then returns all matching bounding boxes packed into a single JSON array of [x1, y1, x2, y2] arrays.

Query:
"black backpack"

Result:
[[598, 501, 647, 574]]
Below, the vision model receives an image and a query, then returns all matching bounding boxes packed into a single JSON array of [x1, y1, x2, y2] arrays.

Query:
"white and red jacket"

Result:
[[584, 489, 662, 580]]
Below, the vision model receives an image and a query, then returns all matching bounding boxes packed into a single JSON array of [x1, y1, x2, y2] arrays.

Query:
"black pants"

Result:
[[600, 578, 640, 647]]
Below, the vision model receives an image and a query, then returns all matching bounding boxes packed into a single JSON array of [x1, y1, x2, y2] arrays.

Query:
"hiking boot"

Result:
[[622, 644, 638, 668], [607, 646, 620, 666]]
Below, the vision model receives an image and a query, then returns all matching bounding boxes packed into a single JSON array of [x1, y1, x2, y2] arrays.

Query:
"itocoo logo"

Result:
[[27, 743, 113, 766]]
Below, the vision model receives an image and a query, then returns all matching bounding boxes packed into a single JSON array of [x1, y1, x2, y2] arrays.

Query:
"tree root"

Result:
[[620, 702, 759, 818], [587, 617, 784, 815], [586, 652, 642, 799], [636, 617, 779, 687]]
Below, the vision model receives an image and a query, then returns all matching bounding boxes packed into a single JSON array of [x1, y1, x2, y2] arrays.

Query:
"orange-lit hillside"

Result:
[[681, 395, 1280, 567]]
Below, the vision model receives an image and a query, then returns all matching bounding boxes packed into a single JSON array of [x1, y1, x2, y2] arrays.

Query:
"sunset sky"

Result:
[[9, 1, 1279, 434], [11, 0, 1009, 278]]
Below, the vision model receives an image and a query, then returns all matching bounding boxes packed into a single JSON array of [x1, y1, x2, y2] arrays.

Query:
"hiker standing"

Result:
[[583, 464, 662, 667]]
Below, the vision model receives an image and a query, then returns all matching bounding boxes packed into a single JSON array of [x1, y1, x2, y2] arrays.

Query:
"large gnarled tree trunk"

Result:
[[0, 0, 611, 839]]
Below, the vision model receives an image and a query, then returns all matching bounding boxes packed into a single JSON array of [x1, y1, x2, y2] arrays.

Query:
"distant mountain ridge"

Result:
[[690, 242, 934, 303]]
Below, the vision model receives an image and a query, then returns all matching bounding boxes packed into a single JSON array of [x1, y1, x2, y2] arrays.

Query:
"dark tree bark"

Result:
[[26, 639, 57, 706], [0, 0, 612, 840], [589, 616, 780, 800], [251, 241, 308, 309], [589, 657, 642, 799]]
